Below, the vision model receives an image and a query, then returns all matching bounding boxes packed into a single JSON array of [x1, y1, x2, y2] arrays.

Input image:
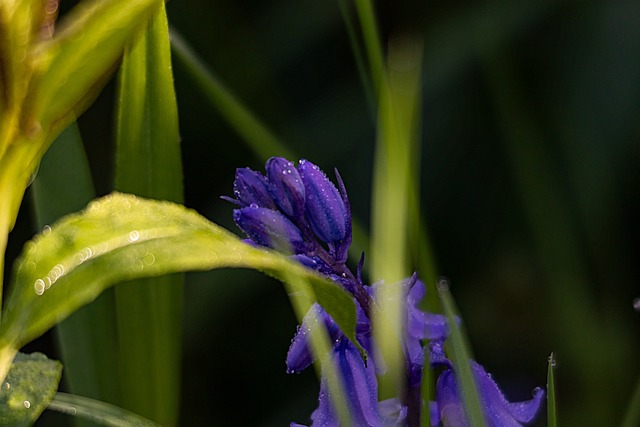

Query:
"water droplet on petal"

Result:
[[129, 230, 140, 242], [42, 225, 51, 235], [3, 382, 10, 390], [23, 400, 31, 409]]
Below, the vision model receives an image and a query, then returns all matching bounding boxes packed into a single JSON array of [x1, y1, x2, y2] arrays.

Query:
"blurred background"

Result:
[[5, 0, 639, 425]]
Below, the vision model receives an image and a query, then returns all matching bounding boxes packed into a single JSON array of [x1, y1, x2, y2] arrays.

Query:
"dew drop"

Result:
[[633, 297, 640, 312], [34, 279, 45, 295], [547, 353, 557, 367], [436, 278, 450, 293], [87, 200, 101, 212], [129, 230, 140, 242], [42, 225, 51, 235], [3, 382, 10, 390], [23, 400, 30, 409], [143, 253, 156, 265], [25, 241, 37, 255]]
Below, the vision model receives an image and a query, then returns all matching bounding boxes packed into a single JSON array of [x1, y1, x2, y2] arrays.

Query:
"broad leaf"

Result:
[[0, 352, 62, 427], [0, 193, 358, 364]]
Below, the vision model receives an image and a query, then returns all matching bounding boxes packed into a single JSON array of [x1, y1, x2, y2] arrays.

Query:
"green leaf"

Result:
[[23, 0, 161, 138], [30, 123, 120, 409], [0, 352, 62, 427], [113, 3, 183, 423], [0, 193, 358, 378]]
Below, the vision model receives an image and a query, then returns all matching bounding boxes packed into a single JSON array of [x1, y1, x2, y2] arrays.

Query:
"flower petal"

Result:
[[298, 159, 348, 244], [233, 206, 305, 252], [286, 304, 342, 374], [266, 157, 306, 219], [434, 361, 545, 427], [310, 339, 407, 427], [233, 167, 276, 208]]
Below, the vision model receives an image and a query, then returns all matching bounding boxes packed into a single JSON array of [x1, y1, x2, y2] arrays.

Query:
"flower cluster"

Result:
[[226, 157, 545, 427]]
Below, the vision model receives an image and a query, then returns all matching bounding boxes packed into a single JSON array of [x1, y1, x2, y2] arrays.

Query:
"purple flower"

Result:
[[286, 304, 342, 374], [266, 157, 306, 220], [291, 339, 407, 427], [233, 206, 306, 252], [231, 167, 277, 209], [429, 340, 545, 427], [298, 159, 350, 246]]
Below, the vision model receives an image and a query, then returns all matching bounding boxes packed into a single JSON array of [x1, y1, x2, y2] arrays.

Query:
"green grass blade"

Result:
[[621, 372, 640, 427], [113, 3, 183, 424], [547, 352, 557, 427], [169, 28, 294, 160], [30, 124, 120, 408], [437, 279, 487, 427], [48, 392, 160, 427], [0, 194, 358, 382], [352, 0, 385, 96], [370, 38, 423, 399]]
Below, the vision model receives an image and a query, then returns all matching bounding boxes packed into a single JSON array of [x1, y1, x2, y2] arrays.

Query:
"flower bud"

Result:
[[233, 168, 276, 209], [233, 206, 305, 252], [265, 157, 306, 219], [298, 159, 348, 243]]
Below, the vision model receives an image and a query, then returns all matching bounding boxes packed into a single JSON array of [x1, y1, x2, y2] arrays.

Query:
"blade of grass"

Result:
[[30, 123, 120, 410], [48, 392, 160, 427], [352, 0, 384, 96], [437, 278, 487, 427], [547, 352, 557, 427], [370, 37, 422, 400], [169, 28, 294, 161], [621, 372, 640, 427], [113, 3, 183, 425]]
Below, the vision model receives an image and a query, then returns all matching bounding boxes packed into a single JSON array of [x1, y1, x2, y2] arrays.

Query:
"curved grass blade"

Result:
[[0, 352, 62, 427], [0, 193, 358, 384], [48, 392, 160, 427], [113, 2, 183, 424]]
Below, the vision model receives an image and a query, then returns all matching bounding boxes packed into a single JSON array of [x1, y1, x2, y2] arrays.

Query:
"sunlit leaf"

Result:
[[0, 193, 358, 367], [0, 352, 62, 427], [24, 0, 161, 137]]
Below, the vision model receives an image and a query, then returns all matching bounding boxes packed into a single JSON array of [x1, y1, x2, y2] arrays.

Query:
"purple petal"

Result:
[[233, 206, 305, 252], [407, 280, 450, 340], [286, 305, 342, 374], [266, 157, 306, 219], [434, 361, 545, 427], [298, 159, 348, 244], [311, 340, 406, 427], [233, 168, 276, 209]]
